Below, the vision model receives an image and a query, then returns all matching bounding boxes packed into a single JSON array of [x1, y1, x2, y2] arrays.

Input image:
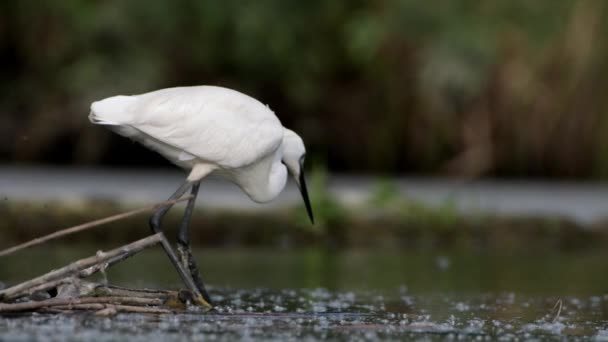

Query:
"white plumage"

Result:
[[89, 86, 309, 204]]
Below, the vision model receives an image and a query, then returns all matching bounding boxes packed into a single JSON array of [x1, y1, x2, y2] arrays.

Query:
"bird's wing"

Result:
[[125, 86, 284, 168]]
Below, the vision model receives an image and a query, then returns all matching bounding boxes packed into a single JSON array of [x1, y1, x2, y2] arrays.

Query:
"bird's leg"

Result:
[[149, 180, 212, 309], [175, 181, 213, 305]]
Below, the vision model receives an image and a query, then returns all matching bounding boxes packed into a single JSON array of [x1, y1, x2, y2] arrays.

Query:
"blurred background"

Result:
[[2, 0, 608, 179], [2, 0, 608, 296]]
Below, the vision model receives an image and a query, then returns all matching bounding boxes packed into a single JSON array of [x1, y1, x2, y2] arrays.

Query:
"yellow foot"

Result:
[[193, 295, 213, 310], [164, 290, 213, 311]]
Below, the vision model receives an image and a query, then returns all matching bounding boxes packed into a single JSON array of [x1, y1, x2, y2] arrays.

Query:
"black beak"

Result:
[[298, 164, 314, 225]]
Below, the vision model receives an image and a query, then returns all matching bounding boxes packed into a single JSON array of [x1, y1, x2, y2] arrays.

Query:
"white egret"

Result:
[[89, 85, 314, 308]]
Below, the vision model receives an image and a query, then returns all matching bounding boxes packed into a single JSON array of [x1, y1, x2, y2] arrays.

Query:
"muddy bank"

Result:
[[1, 199, 607, 251]]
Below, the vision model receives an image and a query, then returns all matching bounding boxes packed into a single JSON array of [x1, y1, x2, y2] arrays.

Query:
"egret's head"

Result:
[[282, 129, 314, 224]]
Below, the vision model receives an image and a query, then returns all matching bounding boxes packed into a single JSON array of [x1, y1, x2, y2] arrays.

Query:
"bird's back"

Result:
[[90, 86, 284, 169]]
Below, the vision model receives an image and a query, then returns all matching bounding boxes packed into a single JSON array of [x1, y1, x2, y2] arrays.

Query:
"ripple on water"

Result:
[[0, 289, 607, 340]]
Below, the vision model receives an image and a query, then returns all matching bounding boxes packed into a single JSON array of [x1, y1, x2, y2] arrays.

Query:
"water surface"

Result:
[[1, 247, 607, 340]]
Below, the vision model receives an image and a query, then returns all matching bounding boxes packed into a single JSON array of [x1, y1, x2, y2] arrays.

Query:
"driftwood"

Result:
[[0, 233, 163, 301], [94, 284, 179, 298], [0, 196, 205, 315], [55, 304, 172, 314], [0, 296, 164, 312]]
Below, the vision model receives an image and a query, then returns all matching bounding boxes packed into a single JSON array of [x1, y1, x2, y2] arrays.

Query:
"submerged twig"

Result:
[[93, 284, 178, 299], [0, 296, 164, 313], [52, 304, 172, 314], [0, 233, 163, 301], [551, 298, 563, 323], [0, 195, 193, 257]]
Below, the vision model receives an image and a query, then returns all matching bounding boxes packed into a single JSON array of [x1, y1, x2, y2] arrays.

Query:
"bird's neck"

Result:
[[229, 150, 287, 203]]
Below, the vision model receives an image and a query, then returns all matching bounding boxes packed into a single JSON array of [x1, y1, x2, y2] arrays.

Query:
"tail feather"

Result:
[[89, 95, 136, 125]]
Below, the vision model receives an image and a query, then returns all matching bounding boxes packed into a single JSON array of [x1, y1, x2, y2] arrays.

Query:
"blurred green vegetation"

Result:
[[1, 194, 605, 252], [1, 1, 607, 178]]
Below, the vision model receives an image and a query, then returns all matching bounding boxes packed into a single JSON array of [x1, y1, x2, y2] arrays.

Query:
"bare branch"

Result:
[[0, 195, 193, 257], [53, 304, 172, 314], [93, 284, 178, 298], [551, 298, 563, 323], [0, 233, 163, 301], [0, 296, 164, 312]]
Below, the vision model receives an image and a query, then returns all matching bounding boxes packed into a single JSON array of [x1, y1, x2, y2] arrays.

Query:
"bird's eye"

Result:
[[299, 154, 306, 165]]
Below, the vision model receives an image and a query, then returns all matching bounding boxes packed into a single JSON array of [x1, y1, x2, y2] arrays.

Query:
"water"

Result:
[[1, 247, 608, 340]]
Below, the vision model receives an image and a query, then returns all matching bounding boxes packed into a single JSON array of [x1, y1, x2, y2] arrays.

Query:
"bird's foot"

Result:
[[176, 243, 213, 308], [192, 295, 214, 310], [164, 289, 213, 311]]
